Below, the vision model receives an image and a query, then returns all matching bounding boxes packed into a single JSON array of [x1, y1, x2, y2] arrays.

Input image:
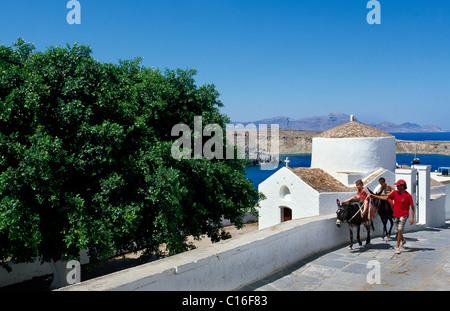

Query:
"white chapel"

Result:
[[258, 116, 447, 230]]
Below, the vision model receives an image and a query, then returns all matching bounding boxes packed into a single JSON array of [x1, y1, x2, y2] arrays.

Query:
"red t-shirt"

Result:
[[388, 190, 414, 218]]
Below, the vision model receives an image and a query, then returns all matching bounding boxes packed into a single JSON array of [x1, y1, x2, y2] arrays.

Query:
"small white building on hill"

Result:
[[258, 117, 447, 230], [311, 119, 396, 186]]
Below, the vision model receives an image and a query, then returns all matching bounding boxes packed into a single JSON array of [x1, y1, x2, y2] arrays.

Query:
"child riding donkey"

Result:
[[342, 179, 376, 224], [336, 179, 375, 249]]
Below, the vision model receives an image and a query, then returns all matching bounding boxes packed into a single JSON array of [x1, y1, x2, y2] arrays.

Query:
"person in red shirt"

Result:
[[369, 179, 415, 254]]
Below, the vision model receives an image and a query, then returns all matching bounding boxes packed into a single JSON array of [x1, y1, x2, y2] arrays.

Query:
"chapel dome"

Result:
[[316, 121, 393, 139], [311, 119, 397, 181]]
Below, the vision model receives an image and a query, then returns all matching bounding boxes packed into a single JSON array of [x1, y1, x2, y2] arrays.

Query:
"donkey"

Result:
[[367, 188, 394, 240], [336, 199, 373, 250]]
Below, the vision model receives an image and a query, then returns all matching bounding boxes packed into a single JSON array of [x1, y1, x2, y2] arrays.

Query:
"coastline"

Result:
[[276, 129, 450, 156], [395, 139, 450, 156]]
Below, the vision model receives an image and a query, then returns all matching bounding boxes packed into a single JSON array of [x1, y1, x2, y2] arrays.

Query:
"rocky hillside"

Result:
[[370, 122, 443, 133], [278, 129, 319, 154], [396, 140, 450, 156]]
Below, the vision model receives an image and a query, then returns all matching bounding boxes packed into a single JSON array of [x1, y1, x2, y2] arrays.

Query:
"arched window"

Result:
[[279, 185, 291, 201]]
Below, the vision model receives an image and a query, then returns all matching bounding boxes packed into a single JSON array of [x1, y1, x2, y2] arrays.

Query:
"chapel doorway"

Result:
[[281, 207, 292, 222]]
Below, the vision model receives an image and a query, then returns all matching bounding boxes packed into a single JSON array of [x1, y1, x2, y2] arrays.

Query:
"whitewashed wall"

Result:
[[60, 213, 423, 291], [0, 251, 89, 288], [429, 195, 446, 227], [258, 167, 319, 230], [430, 173, 450, 220]]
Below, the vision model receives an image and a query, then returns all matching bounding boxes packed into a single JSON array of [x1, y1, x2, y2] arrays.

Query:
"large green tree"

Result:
[[0, 39, 260, 276]]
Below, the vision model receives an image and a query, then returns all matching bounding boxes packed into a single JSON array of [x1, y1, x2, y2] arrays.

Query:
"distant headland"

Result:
[[234, 112, 444, 133]]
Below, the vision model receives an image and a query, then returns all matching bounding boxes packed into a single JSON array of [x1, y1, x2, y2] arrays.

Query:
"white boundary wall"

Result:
[[0, 252, 89, 288], [60, 214, 422, 291], [430, 172, 450, 220]]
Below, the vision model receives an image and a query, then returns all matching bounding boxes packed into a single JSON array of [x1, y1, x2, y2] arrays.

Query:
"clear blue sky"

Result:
[[1, 1, 449, 130]]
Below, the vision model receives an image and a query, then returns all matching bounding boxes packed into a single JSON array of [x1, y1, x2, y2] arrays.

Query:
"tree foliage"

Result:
[[0, 38, 260, 271]]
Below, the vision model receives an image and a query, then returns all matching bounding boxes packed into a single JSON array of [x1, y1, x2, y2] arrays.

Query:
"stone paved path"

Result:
[[239, 222, 450, 291]]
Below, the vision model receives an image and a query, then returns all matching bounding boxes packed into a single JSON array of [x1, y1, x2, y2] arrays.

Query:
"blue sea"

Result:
[[245, 132, 450, 190], [390, 132, 450, 141]]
